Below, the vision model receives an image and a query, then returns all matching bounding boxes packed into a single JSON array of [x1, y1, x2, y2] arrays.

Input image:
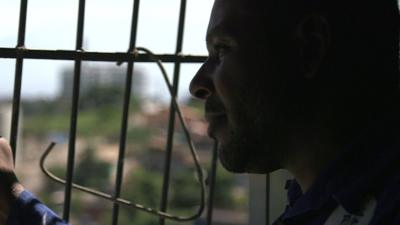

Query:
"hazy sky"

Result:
[[0, 0, 214, 102]]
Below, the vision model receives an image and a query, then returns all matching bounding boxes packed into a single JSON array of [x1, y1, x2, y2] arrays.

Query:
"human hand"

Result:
[[0, 138, 24, 224]]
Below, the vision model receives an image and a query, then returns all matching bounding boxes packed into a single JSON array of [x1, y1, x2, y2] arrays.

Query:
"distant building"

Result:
[[59, 64, 145, 100]]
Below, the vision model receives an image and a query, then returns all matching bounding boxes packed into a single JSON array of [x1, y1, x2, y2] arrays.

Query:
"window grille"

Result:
[[1, 0, 216, 224], [0, 0, 287, 224]]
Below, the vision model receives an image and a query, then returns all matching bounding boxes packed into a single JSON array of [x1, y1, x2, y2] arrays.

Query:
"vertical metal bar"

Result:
[[16, 0, 28, 47], [127, 0, 140, 52], [10, 0, 28, 161], [206, 142, 219, 225], [63, 0, 86, 221], [159, 1, 187, 224], [111, 1, 140, 225], [266, 174, 270, 225], [249, 174, 267, 225]]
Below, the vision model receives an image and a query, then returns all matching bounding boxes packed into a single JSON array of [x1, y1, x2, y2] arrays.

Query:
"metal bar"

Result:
[[0, 48, 206, 63], [111, 62, 134, 225], [17, 0, 28, 47], [111, 1, 140, 225], [266, 174, 270, 225], [206, 142, 219, 225], [249, 175, 267, 225], [128, 0, 140, 51], [159, 0, 187, 224], [10, 0, 28, 160], [63, 0, 86, 221], [10, 59, 23, 161]]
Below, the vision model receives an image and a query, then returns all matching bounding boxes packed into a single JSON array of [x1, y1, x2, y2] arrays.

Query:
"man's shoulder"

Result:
[[371, 169, 400, 224]]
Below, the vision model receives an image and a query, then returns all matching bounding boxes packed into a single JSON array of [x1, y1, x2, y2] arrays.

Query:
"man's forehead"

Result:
[[207, 0, 267, 40], [211, 0, 267, 16]]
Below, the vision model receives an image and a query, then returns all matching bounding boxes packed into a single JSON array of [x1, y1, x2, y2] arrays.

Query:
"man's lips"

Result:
[[205, 112, 227, 138], [205, 112, 226, 122], [205, 97, 227, 138]]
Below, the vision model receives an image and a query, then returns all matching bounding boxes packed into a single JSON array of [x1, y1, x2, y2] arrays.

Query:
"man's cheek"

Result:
[[217, 61, 246, 91], [214, 69, 235, 104]]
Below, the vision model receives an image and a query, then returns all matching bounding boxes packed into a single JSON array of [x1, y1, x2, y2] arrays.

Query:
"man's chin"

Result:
[[219, 157, 247, 173], [218, 141, 281, 174], [220, 157, 279, 174], [218, 143, 247, 173]]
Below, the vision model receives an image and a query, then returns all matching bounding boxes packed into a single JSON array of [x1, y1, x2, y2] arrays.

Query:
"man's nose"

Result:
[[189, 63, 214, 99]]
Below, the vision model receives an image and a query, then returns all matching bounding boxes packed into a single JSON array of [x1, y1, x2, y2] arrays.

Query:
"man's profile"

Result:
[[1, 0, 400, 224], [189, 0, 400, 224]]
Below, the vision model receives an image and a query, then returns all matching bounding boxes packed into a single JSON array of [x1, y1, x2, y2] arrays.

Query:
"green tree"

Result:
[[74, 145, 112, 190], [119, 168, 163, 225]]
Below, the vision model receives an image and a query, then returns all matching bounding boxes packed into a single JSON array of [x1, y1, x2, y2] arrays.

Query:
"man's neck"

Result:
[[282, 126, 346, 193], [285, 148, 339, 193]]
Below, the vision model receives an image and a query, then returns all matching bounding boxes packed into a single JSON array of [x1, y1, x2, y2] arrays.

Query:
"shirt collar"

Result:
[[282, 116, 400, 220]]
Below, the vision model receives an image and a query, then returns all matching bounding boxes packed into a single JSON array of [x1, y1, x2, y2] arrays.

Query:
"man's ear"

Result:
[[295, 14, 331, 79]]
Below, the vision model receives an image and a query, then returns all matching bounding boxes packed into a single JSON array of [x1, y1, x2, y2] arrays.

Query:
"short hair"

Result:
[[301, 0, 400, 57], [276, 0, 400, 92], [245, 0, 400, 93]]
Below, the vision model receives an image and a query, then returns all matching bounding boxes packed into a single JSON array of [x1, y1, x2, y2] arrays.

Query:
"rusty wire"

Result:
[[40, 47, 207, 222]]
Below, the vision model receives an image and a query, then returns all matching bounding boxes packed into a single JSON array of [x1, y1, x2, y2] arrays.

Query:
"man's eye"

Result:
[[214, 44, 229, 59]]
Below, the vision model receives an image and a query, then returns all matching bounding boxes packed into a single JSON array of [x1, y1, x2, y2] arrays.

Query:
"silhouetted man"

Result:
[[190, 0, 400, 224], [1, 0, 400, 224]]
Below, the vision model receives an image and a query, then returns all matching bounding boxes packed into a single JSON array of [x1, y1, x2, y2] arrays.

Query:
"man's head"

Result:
[[189, 0, 400, 174]]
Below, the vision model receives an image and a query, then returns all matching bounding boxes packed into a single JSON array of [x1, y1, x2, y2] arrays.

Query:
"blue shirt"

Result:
[[6, 191, 69, 225], [274, 118, 400, 225]]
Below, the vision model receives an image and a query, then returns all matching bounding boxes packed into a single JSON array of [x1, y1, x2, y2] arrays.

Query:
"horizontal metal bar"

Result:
[[0, 48, 207, 63]]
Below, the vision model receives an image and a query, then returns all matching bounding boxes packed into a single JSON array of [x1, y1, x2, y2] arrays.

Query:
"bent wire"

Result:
[[40, 47, 206, 222]]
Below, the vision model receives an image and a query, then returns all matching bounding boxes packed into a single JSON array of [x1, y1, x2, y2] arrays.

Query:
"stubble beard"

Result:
[[218, 106, 280, 174]]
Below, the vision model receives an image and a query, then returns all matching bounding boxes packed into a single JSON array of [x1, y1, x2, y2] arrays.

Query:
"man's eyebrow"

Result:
[[206, 25, 229, 42], [206, 28, 238, 47]]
